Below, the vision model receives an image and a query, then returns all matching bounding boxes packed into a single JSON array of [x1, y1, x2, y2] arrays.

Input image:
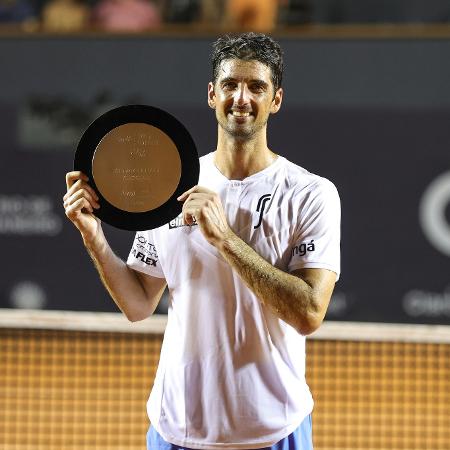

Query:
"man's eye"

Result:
[[251, 85, 264, 93], [223, 82, 237, 90]]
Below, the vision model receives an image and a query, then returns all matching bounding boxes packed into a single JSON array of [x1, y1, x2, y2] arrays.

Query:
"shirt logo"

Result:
[[131, 248, 157, 266], [292, 240, 315, 257], [254, 194, 272, 229]]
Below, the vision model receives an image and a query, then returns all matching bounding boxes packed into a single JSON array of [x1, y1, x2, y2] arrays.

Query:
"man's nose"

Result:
[[235, 84, 250, 105]]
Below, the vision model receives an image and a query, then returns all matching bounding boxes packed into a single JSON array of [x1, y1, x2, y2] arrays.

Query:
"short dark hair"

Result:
[[211, 33, 284, 92]]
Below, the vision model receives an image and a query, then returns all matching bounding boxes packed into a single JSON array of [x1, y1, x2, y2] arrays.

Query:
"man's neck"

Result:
[[214, 130, 277, 180]]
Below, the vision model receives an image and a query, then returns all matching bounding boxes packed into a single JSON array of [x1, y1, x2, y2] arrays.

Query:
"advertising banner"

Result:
[[0, 37, 448, 324]]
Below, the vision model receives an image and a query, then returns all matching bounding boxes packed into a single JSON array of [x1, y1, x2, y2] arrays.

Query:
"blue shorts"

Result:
[[147, 414, 313, 450]]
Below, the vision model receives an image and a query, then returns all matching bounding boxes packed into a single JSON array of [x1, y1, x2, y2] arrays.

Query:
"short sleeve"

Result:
[[287, 179, 341, 280], [126, 230, 165, 278]]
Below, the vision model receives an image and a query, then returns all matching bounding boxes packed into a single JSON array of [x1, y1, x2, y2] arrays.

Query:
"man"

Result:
[[63, 33, 340, 450]]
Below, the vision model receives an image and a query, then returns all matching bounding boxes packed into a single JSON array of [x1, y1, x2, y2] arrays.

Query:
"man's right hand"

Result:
[[63, 171, 167, 321], [63, 171, 102, 245]]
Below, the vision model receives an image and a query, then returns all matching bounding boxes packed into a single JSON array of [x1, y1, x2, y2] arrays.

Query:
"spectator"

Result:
[[225, 0, 279, 32], [93, 0, 160, 32], [41, 0, 90, 31], [162, 0, 200, 24], [278, 0, 311, 25], [200, 0, 224, 25], [0, 0, 37, 27]]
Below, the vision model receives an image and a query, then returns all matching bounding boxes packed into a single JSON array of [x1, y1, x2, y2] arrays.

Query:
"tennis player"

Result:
[[64, 33, 341, 450]]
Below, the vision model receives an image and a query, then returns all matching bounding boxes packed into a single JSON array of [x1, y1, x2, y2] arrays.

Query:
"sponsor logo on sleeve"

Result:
[[131, 247, 157, 266], [132, 233, 158, 266], [292, 240, 315, 257]]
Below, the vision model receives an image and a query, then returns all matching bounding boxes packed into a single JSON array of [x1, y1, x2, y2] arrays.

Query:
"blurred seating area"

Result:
[[0, 0, 450, 33]]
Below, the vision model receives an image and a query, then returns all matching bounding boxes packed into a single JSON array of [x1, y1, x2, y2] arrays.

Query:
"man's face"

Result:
[[208, 59, 282, 140]]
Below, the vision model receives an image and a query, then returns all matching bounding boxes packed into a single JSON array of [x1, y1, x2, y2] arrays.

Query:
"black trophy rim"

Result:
[[74, 104, 199, 231]]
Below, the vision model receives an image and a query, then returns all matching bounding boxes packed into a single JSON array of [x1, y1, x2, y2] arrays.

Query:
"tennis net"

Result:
[[1, 309, 449, 450]]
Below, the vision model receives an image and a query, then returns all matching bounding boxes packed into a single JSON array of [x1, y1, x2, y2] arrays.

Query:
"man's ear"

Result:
[[270, 87, 283, 114], [207, 82, 216, 109]]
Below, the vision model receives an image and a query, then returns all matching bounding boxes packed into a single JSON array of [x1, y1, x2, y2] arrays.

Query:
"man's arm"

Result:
[[84, 234, 167, 322], [63, 171, 167, 322], [219, 234, 335, 335], [178, 186, 336, 335]]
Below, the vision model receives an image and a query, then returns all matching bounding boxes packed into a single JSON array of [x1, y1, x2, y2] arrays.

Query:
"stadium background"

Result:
[[0, 34, 449, 323], [1, 17, 450, 450]]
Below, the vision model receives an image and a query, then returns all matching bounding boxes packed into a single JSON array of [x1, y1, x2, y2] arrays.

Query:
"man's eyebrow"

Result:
[[219, 77, 237, 84], [219, 77, 269, 87], [250, 79, 269, 87]]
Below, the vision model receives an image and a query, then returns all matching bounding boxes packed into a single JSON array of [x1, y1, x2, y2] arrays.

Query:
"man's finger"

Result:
[[64, 188, 100, 210], [65, 197, 93, 219], [177, 185, 198, 201], [177, 185, 213, 201], [66, 171, 89, 190], [64, 178, 99, 203], [180, 193, 214, 206]]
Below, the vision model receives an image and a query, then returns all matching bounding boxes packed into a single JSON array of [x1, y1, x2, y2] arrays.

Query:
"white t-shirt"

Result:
[[127, 152, 341, 449]]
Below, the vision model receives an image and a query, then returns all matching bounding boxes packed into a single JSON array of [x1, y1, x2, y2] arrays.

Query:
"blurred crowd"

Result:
[[0, 0, 450, 33]]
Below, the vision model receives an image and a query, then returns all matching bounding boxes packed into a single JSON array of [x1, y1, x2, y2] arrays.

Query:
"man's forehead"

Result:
[[217, 58, 272, 81]]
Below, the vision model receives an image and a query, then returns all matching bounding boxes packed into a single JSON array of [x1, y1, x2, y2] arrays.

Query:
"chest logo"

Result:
[[254, 194, 272, 229], [169, 213, 198, 229]]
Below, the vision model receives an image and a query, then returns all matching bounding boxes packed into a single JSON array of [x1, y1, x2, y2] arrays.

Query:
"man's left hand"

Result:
[[177, 186, 232, 247]]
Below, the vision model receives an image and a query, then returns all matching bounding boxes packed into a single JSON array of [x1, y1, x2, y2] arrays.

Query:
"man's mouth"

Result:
[[231, 111, 251, 117]]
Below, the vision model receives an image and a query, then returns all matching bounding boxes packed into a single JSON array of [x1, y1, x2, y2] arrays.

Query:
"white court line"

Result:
[[1, 308, 450, 343]]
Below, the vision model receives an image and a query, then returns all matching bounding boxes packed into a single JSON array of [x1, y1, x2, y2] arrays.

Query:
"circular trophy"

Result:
[[74, 105, 199, 231]]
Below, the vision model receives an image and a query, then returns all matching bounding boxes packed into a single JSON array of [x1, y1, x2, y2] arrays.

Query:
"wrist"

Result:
[[218, 228, 239, 255], [82, 228, 107, 256]]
